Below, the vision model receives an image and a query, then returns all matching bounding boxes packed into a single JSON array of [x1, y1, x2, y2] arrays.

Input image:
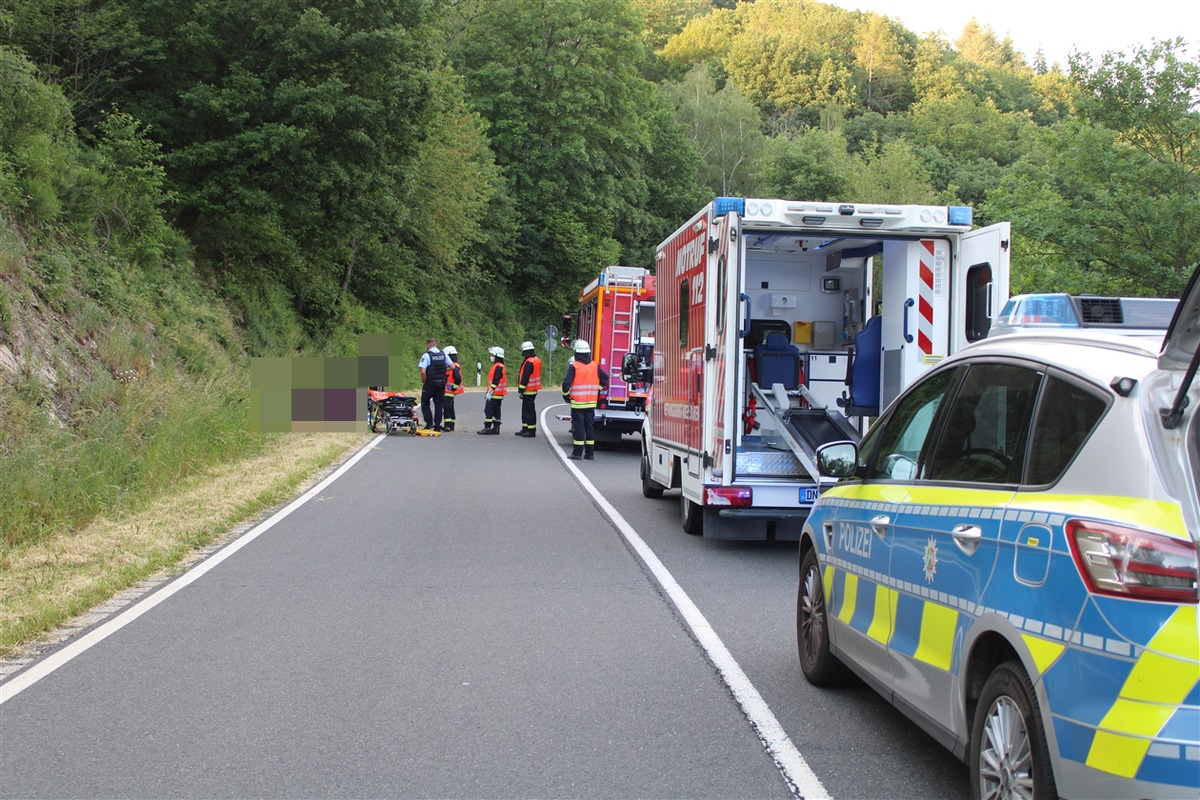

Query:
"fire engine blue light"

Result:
[[714, 197, 746, 217], [948, 206, 973, 225]]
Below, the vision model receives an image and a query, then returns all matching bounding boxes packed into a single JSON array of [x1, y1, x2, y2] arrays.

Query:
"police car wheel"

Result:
[[796, 548, 850, 686], [641, 455, 665, 499], [969, 661, 1057, 800], [681, 494, 703, 535]]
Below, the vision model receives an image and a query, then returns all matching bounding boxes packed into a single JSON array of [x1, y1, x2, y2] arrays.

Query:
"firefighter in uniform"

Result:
[[441, 345, 463, 431], [418, 337, 449, 431], [477, 346, 506, 435], [561, 339, 608, 460], [515, 340, 542, 437]]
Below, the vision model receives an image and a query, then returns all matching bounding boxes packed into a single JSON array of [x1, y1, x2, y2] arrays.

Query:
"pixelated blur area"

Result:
[[249, 335, 408, 432]]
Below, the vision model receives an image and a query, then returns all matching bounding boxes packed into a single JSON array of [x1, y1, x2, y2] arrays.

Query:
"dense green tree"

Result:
[[852, 14, 912, 113], [630, 0, 713, 51], [754, 127, 852, 200], [0, 0, 152, 131], [0, 44, 75, 222], [909, 95, 1032, 166], [656, 2, 736, 65], [664, 63, 765, 195], [101, 0, 441, 329], [612, 86, 706, 266], [984, 118, 1199, 297], [846, 138, 936, 204], [446, 0, 698, 316], [955, 20, 1023, 70], [986, 40, 1200, 296], [1071, 39, 1199, 181]]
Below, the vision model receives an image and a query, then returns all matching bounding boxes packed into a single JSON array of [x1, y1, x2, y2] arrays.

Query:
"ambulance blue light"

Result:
[[948, 206, 973, 226], [714, 197, 745, 216]]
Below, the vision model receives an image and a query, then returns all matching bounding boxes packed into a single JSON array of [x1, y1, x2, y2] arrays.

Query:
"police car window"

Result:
[[927, 364, 1041, 484], [867, 369, 959, 481], [1026, 374, 1108, 485]]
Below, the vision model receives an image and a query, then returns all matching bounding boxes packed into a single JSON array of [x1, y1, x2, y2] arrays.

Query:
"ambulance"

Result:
[[639, 197, 1010, 539], [570, 266, 656, 441]]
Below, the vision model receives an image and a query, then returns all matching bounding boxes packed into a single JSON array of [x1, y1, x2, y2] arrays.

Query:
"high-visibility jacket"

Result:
[[566, 360, 601, 408], [519, 356, 542, 394], [488, 362, 507, 397], [447, 362, 464, 395]]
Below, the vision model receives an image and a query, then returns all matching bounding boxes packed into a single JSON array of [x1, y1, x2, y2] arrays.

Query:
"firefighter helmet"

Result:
[[488, 346, 505, 359], [444, 345, 457, 356], [573, 339, 591, 354], [520, 340, 534, 352]]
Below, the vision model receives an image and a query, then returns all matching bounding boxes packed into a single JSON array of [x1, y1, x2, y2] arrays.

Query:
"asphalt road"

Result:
[[0, 392, 969, 799]]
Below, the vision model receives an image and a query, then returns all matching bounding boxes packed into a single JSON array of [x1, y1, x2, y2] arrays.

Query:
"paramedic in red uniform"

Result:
[[477, 346, 506, 434], [441, 345, 463, 431], [561, 339, 608, 460], [515, 341, 542, 437], [418, 337, 449, 431]]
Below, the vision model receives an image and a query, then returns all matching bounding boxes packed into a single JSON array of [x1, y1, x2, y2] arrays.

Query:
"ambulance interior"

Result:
[[734, 231, 948, 481]]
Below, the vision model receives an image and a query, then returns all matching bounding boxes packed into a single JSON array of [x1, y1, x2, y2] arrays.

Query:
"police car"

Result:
[[797, 277, 1200, 799]]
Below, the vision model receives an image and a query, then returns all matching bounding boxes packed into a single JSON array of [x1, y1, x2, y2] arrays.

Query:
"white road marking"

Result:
[[0, 434, 387, 706], [542, 405, 830, 800]]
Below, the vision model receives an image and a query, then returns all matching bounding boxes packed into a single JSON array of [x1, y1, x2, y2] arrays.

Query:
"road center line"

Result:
[[541, 406, 830, 800], [0, 434, 386, 706]]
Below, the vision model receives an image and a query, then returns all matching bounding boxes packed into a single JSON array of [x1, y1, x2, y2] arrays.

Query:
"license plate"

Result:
[[800, 486, 819, 504]]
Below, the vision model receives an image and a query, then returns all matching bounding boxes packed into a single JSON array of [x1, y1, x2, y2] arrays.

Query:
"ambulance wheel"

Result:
[[680, 494, 703, 535], [970, 661, 1057, 800], [640, 455, 665, 499], [796, 548, 850, 686]]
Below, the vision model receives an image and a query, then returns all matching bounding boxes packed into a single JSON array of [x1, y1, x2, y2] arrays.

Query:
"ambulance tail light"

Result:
[[705, 487, 752, 507], [1067, 519, 1199, 603]]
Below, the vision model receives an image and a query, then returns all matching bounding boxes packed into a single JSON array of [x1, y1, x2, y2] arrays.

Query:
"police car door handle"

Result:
[[951, 524, 982, 555], [870, 514, 890, 536]]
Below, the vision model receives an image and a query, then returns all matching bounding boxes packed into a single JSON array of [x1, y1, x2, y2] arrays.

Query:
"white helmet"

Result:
[[520, 340, 534, 352], [444, 345, 457, 356], [573, 339, 591, 354], [488, 346, 505, 359]]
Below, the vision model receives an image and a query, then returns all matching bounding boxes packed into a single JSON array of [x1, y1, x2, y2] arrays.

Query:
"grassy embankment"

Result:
[[0, 214, 375, 659]]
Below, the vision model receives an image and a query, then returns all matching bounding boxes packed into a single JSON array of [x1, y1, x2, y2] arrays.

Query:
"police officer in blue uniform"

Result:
[[418, 337, 449, 431]]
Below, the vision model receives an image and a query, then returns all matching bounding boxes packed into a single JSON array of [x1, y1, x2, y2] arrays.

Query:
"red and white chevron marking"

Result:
[[918, 241, 935, 355]]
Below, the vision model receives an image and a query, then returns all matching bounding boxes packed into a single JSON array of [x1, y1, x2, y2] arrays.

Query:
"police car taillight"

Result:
[[705, 487, 752, 507], [1067, 520, 1199, 603]]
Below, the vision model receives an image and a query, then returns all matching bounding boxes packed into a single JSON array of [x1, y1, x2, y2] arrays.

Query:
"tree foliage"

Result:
[[4, 0, 1198, 361], [985, 40, 1200, 296], [663, 63, 765, 195], [444, 0, 698, 318]]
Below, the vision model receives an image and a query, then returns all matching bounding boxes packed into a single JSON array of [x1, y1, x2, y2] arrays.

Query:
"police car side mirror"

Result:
[[817, 441, 861, 479]]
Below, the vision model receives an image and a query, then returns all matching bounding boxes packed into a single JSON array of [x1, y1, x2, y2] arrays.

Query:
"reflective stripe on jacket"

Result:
[[488, 362, 507, 397], [520, 357, 542, 393], [567, 360, 601, 408]]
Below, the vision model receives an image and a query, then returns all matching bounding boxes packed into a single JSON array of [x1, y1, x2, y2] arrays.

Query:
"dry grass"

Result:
[[0, 431, 370, 660]]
